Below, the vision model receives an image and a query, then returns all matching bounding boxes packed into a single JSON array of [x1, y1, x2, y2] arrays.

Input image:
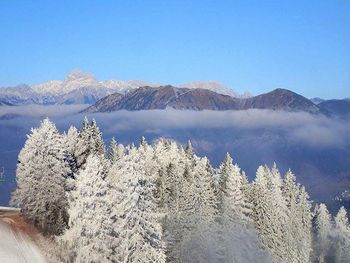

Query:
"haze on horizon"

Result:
[[0, 1, 349, 99]]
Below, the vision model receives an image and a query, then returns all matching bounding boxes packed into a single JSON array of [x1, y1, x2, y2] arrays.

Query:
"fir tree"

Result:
[[112, 147, 166, 263], [314, 203, 332, 263], [282, 170, 312, 263], [249, 165, 286, 262], [108, 137, 124, 164], [11, 118, 70, 235], [218, 153, 252, 226], [62, 154, 115, 262], [75, 117, 105, 169], [334, 206, 350, 263]]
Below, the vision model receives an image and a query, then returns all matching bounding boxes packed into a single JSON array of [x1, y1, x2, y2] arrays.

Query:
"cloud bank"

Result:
[[0, 105, 349, 149], [1, 105, 349, 205]]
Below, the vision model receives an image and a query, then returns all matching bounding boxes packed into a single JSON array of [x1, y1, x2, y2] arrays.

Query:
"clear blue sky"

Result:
[[0, 1, 349, 99]]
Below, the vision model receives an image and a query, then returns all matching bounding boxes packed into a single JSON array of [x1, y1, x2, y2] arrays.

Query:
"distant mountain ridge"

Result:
[[0, 70, 246, 105], [1, 71, 348, 118], [179, 81, 251, 98], [85, 86, 326, 115], [318, 99, 350, 118], [0, 70, 154, 105]]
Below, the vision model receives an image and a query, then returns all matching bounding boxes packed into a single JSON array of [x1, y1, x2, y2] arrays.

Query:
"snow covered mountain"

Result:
[[32, 70, 151, 95], [179, 81, 251, 98], [0, 70, 247, 105], [0, 70, 155, 105]]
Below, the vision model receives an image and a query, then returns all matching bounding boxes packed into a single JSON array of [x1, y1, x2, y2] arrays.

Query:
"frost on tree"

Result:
[[334, 206, 350, 263], [249, 165, 289, 262], [110, 147, 166, 263], [75, 117, 105, 169], [282, 170, 312, 263], [314, 203, 332, 263], [62, 154, 115, 262], [184, 157, 218, 230], [218, 152, 252, 226], [107, 137, 125, 164], [9, 118, 327, 263], [11, 118, 70, 235]]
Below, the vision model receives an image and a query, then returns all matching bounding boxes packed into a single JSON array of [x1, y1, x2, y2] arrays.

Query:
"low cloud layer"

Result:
[[1, 105, 350, 205], [0, 105, 349, 149]]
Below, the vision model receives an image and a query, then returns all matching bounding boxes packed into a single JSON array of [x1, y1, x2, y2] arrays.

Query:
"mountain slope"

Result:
[[179, 81, 250, 98], [243, 88, 321, 113], [85, 86, 323, 114], [0, 70, 154, 105], [85, 85, 240, 111], [0, 71, 251, 106], [318, 99, 350, 118]]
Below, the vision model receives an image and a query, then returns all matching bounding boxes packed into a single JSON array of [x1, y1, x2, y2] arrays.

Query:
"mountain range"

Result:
[[0, 70, 248, 105], [85, 85, 350, 119], [0, 70, 349, 118], [0, 70, 154, 105]]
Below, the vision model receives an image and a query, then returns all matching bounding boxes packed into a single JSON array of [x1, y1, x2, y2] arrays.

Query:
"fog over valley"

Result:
[[1, 105, 349, 209]]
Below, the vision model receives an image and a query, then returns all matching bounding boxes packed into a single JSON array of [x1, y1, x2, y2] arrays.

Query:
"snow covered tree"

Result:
[[11, 118, 70, 235], [151, 139, 195, 262], [184, 140, 194, 159], [249, 165, 287, 262], [90, 119, 105, 155], [108, 137, 125, 164], [75, 117, 105, 169], [334, 206, 350, 263], [282, 170, 312, 263], [64, 126, 79, 155], [62, 154, 115, 262], [184, 157, 218, 230], [266, 164, 288, 260], [314, 203, 332, 263], [62, 126, 79, 188], [218, 152, 251, 226], [296, 186, 312, 263], [110, 147, 166, 263], [140, 136, 148, 148]]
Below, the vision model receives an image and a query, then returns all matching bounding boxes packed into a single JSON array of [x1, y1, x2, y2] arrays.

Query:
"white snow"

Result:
[[0, 207, 20, 212], [32, 69, 154, 95], [180, 81, 252, 98], [0, 223, 46, 263]]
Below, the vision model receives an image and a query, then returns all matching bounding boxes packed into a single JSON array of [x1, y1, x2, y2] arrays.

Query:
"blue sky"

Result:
[[0, 1, 349, 99]]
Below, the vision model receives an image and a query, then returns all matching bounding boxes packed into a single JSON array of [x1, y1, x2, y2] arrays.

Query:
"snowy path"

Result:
[[0, 211, 46, 263]]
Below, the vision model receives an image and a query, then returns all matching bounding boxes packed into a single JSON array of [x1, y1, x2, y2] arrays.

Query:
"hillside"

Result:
[[85, 86, 323, 114]]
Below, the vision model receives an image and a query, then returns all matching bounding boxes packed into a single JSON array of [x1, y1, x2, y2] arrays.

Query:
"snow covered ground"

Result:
[[0, 206, 20, 212], [0, 223, 45, 263]]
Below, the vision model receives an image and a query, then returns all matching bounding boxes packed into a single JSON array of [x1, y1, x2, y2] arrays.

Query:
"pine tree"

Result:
[[184, 157, 218, 230], [75, 118, 105, 168], [11, 118, 70, 235], [249, 165, 286, 262], [65, 126, 79, 155], [63, 126, 79, 189], [334, 206, 350, 263], [282, 170, 312, 263], [90, 119, 105, 155], [112, 147, 166, 263], [62, 154, 115, 262], [314, 203, 332, 263], [296, 186, 312, 263], [185, 140, 194, 159], [140, 136, 148, 148], [108, 137, 124, 164], [218, 152, 251, 226], [266, 163, 288, 261]]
